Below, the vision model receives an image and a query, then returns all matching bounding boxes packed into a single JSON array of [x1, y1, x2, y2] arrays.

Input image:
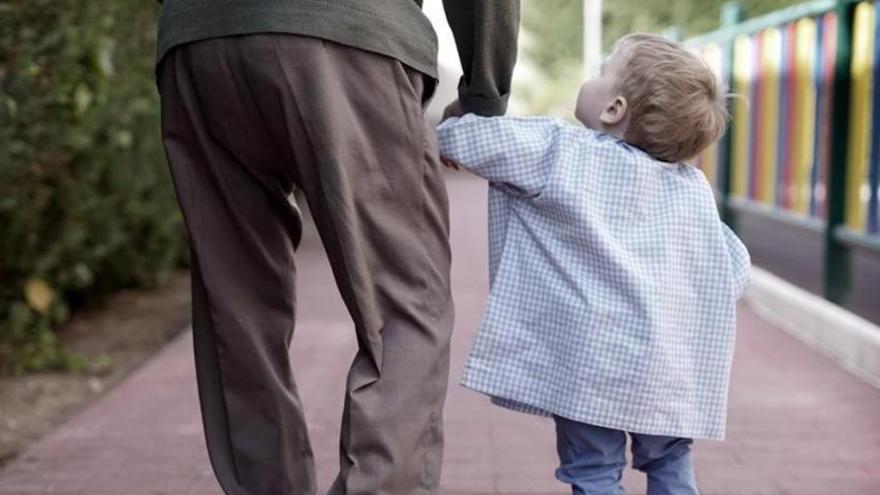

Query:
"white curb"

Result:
[[744, 267, 880, 389]]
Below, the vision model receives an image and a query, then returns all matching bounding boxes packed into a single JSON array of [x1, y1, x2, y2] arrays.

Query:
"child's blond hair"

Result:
[[613, 33, 729, 163]]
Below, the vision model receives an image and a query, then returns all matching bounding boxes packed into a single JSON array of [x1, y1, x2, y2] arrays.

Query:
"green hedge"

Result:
[[0, 0, 187, 373]]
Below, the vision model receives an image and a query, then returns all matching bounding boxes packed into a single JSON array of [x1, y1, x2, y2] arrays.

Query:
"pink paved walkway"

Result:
[[1, 174, 879, 494]]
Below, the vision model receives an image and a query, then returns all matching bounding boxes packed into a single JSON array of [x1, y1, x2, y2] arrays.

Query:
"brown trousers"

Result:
[[159, 35, 454, 495]]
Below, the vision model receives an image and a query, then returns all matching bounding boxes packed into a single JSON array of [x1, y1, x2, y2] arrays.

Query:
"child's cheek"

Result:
[[575, 86, 591, 126]]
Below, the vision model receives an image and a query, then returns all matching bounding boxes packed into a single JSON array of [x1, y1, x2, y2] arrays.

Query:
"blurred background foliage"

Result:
[[0, 0, 186, 374], [520, 0, 805, 116]]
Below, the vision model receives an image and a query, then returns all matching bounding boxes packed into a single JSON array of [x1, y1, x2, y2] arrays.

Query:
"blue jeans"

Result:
[[553, 416, 699, 495]]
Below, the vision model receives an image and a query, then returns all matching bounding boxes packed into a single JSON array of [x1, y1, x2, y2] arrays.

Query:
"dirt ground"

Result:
[[0, 272, 191, 467]]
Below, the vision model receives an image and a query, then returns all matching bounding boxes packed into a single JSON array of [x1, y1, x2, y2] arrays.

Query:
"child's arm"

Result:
[[722, 223, 751, 299], [437, 114, 565, 197]]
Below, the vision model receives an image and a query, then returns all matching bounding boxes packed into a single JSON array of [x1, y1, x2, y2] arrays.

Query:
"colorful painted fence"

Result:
[[697, 11, 830, 218], [689, 0, 880, 303], [847, 1, 880, 234]]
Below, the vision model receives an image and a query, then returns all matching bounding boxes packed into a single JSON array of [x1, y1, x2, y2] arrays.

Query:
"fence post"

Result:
[[720, 2, 744, 230], [824, 0, 857, 304]]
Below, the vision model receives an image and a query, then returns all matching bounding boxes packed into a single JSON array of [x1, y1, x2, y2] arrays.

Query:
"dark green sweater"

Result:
[[155, 0, 520, 116]]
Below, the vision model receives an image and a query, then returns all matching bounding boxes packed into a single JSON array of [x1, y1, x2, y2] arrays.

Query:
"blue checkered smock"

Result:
[[437, 115, 750, 440]]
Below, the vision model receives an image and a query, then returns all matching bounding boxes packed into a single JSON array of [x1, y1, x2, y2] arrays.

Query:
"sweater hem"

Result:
[[156, 1, 438, 81]]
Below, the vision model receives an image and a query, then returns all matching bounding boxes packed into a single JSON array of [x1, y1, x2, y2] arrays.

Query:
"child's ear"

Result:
[[599, 96, 628, 126]]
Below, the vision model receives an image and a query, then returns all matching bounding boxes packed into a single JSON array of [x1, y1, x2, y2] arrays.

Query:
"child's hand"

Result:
[[441, 157, 462, 170]]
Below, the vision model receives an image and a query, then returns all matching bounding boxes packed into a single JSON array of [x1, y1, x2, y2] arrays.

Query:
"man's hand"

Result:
[[442, 99, 466, 121], [441, 158, 461, 170]]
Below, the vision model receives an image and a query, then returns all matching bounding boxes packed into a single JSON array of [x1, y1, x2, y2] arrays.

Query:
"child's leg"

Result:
[[553, 416, 627, 495], [630, 433, 698, 495]]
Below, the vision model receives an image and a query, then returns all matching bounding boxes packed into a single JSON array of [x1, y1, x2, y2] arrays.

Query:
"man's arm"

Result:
[[443, 0, 520, 117]]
